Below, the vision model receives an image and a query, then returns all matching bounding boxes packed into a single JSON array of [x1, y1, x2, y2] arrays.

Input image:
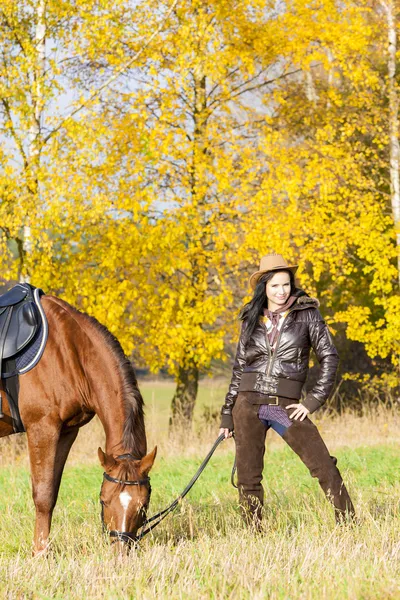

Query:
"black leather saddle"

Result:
[[0, 283, 48, 431], [0, 284, 40, 361]]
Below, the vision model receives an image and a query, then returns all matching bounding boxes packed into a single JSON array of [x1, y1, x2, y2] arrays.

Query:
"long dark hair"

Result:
[[239, 270, 297, 345]]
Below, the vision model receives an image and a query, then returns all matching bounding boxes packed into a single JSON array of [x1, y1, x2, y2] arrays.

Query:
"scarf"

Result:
[[263, 295, 297, 347]]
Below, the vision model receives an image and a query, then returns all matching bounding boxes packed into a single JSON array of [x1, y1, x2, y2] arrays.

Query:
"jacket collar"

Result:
[[292, 295, 320, 310], [259, 294, 319, 324]]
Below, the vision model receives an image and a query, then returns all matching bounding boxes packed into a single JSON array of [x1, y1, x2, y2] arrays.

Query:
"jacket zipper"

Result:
[[263, 302, 315, 375], [265, 308, 295, 376], [264, 327, 272, 374]]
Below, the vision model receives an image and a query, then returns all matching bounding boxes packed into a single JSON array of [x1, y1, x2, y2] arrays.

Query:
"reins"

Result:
[[136, 432, 231, 541], [101, 434, 236, 544]]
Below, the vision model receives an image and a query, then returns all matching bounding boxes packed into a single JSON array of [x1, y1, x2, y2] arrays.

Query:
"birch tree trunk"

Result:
[[381, 0, 400, 286], [305, 69, 318, 104], [22, 0, 46, 282]]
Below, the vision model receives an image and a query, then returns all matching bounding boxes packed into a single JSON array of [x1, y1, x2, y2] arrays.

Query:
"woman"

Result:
[[219, 253, 355, 526]]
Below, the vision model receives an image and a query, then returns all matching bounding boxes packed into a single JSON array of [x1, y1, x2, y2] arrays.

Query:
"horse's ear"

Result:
[[139, 446, 157, 476], [98, 447, 116, 472]]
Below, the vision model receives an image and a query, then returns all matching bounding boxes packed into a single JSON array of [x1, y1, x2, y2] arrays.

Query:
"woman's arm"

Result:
[[219, 321, 247, 430], [302, 311, 340, 413]]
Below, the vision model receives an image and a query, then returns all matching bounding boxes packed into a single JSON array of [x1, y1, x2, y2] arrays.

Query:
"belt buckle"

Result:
[[269, 395, 279, 405]]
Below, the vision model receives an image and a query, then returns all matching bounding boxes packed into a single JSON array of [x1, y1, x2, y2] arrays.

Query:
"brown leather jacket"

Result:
[[220, 295, 339, 429]]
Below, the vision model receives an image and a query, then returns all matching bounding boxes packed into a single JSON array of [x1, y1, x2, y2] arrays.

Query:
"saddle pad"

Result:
[[13, 322, 44, 373]]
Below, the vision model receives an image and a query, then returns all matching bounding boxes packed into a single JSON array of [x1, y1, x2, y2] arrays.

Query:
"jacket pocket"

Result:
[[280, 350, 307, 377]]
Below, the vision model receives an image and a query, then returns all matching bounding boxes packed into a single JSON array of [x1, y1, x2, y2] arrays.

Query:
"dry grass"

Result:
[[0, 381, 399, 599]]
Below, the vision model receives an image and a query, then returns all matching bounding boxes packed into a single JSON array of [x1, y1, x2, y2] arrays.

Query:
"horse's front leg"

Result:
[[26, 419, 78, 555]]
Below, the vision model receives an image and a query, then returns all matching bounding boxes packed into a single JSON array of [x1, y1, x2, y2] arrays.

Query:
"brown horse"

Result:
[[0, 294, 156, 554]]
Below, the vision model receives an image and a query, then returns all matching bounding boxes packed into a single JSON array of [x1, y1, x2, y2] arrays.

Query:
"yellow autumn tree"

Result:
[[37, 0, 400, 418], [0, 0, 175, 283], [242, 0, 400, 393], [2, 0, 399, 421], [35, 0, 304, 426]]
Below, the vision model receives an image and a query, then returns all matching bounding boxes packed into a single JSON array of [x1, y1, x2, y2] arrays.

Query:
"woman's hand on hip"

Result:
[[287, 403, 310, 421], [219, 427, 233, 439]]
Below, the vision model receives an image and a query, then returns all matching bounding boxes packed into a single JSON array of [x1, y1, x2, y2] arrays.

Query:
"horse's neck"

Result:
[[101, 413, 127, 456], [91, 374, 145, 458], [45, 296, 145, 458], [91, 386, 125, 455]]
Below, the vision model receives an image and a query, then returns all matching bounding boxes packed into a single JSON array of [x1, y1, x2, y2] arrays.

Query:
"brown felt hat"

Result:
[[249, 253, 298, 289]]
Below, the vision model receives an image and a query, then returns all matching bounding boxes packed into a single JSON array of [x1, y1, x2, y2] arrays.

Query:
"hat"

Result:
[[249, 253, 298, 289]]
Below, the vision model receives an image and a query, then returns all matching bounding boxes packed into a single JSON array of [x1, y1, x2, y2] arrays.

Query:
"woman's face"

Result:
[[265, 271, 291, 307]]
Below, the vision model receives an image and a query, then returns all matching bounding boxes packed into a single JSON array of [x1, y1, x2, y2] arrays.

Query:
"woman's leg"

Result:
[[233, 394, 267, 527], [282, 417, 355, 522]]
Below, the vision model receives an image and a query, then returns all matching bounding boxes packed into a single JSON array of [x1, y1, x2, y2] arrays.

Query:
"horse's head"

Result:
[[98, 446, 157, 547]]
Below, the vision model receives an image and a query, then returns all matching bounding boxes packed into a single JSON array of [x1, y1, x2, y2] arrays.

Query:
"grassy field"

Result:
[[0, 380, 399, 599]]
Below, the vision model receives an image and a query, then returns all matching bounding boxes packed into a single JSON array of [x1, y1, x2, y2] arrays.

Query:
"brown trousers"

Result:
[[232, 393, 355, 525]]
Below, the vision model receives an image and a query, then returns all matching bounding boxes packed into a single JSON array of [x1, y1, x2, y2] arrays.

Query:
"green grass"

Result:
[[140, 379, 226, 434], [0, 442, 399, 598], [0, 381, 399, 599]]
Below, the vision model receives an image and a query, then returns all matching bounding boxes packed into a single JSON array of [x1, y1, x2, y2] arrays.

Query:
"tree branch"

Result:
[[1, 99, 28, 167], [43, 0, 179, 144]]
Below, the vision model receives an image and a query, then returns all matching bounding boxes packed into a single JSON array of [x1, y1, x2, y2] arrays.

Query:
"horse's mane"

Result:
[[84, 314, 146, 458], [46, 297, 146, 458]]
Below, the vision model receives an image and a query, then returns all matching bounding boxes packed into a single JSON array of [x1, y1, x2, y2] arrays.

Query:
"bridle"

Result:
[[100, 434, 232, 546], [100, 453, 151, 545]]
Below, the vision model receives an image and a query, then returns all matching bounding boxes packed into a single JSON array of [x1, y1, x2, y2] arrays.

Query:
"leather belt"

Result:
[[238, 372, 303, 399]]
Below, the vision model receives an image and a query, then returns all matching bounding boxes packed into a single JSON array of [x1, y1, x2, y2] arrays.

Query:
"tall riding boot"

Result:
[[232, 393, 267, 529], [282, 417, 355, 523]]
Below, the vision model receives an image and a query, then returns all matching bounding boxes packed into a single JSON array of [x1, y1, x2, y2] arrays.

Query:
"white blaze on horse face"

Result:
[[119, 490, 132, 531]]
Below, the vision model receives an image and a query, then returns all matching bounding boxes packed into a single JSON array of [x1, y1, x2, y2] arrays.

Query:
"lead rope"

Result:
[[231, 451, 238, 489], [135, 432, 236, 542]]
